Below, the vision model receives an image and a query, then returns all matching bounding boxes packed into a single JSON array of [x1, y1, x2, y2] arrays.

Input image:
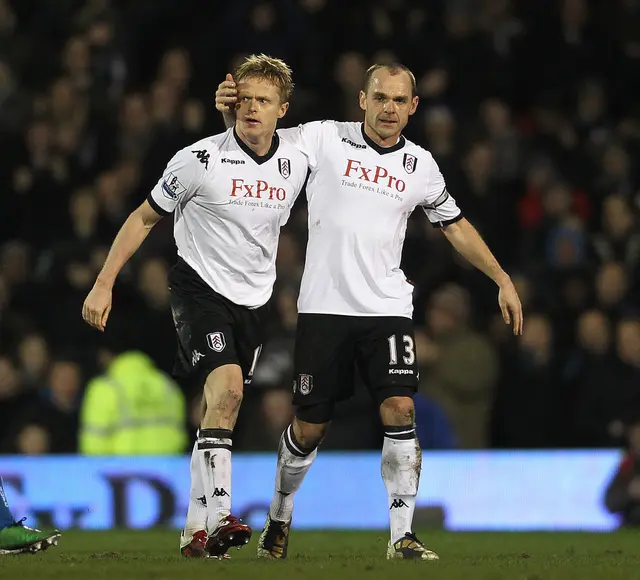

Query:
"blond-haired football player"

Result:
[[83, 55, 308, 559]]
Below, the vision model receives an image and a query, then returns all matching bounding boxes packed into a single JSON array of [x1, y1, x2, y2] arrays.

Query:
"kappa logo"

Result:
[[221, 158, 245, 165], [206, 332, 226, 353], [197, 495, 207, 507], [342, 137, 366, 149], [162, 172, 186, 200], [278, 158, 291, 179], [390, 499, 409, 510], [403, 153, 417, 174], [192, 149, 210, 169], [298, 374, 313, 395], [192, 350, 205, 366]]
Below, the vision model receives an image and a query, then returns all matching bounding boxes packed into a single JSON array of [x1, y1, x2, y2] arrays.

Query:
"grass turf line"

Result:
[[0, 530, 639, 580]]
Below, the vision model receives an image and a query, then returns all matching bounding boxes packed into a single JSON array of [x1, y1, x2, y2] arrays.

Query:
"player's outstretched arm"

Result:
[[441, 218, 523, 335], [82, 200, 163, 332], [215, 73, 237, 130]]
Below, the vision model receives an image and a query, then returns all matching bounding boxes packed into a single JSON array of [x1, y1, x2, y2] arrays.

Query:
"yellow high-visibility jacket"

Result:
[[80, 351, 187, 455]]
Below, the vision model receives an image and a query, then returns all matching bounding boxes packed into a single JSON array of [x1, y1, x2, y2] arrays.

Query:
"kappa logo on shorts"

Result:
[[298, 374, 313, 395], [403, 153, 417, 174], [192, 350, 205, 366], [206, 332, 226, 353]]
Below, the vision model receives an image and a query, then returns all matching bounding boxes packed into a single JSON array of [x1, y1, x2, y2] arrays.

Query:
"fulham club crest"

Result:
[[206, 332, 226, 353], [403, 153, 417, 174], [278, 158, 291, 179], [298, 374, 313, 395]]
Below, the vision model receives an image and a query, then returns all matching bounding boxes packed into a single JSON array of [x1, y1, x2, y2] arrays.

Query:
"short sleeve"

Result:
[[277, 121, 329, 169], [421, 155, 463, 228], [147, 147, 209, 215]]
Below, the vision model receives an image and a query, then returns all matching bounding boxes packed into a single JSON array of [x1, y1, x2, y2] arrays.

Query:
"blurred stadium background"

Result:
[[0, 0, 639, 533]]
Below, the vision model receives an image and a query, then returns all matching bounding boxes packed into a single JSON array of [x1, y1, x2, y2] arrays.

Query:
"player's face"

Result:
[[235, 77, 288, 139], [359, 69, 418, 142]]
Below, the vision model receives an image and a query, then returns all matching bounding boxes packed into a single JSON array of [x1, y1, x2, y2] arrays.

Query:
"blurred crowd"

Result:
[[0, 0, 639, 455]]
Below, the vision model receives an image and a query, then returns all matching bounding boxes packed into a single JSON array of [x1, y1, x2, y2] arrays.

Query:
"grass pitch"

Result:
[[0, 529, 639, 580]]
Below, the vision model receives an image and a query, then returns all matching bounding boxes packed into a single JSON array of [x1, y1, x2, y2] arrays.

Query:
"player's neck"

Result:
[[363, 122, 401, 148], [235, 125, 274, 157]]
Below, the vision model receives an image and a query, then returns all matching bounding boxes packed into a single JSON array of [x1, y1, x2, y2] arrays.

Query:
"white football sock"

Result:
[[269, 424, 317, 523], [197, 428, 232, 532], [381, 425, 421, 544], [184, 437, 208, 536]]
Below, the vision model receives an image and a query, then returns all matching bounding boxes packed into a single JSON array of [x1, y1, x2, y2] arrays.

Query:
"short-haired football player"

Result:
[[216, 62, 523, 561]]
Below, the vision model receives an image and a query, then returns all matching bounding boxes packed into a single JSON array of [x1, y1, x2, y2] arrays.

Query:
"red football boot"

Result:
[[180, 529, 208, 558], [205, 516, 252, 558]]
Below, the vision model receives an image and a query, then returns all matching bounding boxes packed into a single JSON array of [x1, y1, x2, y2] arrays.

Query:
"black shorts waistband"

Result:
[[169, 257, 268, 314]]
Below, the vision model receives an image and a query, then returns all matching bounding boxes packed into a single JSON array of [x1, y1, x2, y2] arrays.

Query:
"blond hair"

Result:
[[233, 54, 294, 103]]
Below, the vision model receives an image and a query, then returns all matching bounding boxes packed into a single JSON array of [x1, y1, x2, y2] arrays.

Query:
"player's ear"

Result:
[[409, 95, 419, 116], [278, 101, 289, 118], [359, 90, 367, 111]]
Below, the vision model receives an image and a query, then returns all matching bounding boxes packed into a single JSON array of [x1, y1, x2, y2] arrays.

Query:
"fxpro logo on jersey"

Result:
[[230, 179, 287, 201], [342, 159, 406, 195]]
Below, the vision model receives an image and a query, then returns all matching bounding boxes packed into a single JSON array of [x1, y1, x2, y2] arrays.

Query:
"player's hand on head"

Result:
[[82, 283, 113, 332], [215, 73, 238, 113], [497, 278, 523, 336]]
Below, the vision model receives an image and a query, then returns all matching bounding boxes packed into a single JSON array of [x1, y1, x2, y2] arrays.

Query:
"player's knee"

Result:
[[295, 401, 335, 429], [292, 417, 328, 449], [204, 364, 244, 412], [379, 395, 415, 426]]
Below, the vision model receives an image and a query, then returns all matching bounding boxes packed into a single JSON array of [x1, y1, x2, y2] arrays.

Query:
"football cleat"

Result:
[[257, 514, 290, 559], [386, 532, 439, 561], [180, 529, 208, 558], [205, 515, 251, 558], [0, 519, 61, 555]]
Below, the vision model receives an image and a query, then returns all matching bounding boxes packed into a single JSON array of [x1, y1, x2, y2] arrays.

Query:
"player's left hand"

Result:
[[498, 277, 523, 336], [215, 74, 238, 114]]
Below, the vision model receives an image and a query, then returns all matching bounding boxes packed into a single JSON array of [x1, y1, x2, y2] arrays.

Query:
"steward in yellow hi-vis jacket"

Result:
[[80, 351, 187, 454]]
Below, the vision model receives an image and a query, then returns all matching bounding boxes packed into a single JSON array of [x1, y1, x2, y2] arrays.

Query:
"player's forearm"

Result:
[[95, 210, 155, 288], [441, 218, 510, 286]]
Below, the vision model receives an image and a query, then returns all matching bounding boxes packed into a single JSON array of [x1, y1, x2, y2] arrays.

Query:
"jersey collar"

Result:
[[360, 123, 406, 155], [233, 127, 280, 165]]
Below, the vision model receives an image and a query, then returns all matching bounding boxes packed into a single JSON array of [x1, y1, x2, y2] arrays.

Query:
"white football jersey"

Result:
[[148, 128, 307, 309], [278, 121, 462, 318]]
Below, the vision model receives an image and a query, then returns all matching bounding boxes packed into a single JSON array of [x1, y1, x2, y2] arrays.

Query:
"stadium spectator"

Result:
[[604, 418, 640, 527], [419, 284, 498, 449], [16, 333, 50, 390], [79, 351, 187, 455], [567, 310, 617, 447], [0, 356, 30, 451], [8, 358, 83, 453]]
